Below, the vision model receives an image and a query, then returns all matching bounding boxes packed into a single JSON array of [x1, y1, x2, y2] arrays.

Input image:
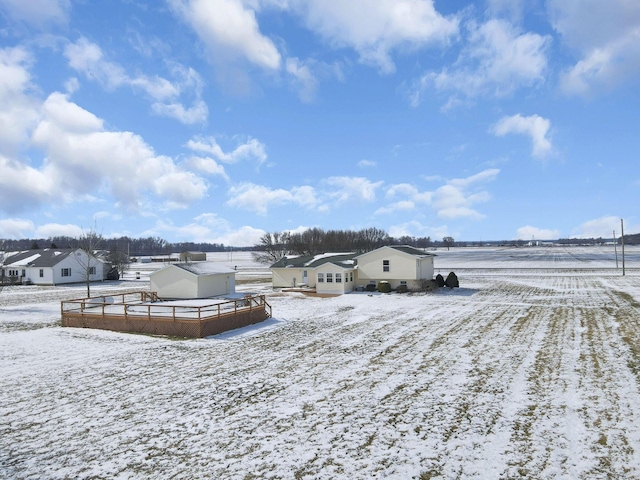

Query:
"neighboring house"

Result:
[[270, 245, 435, 294], [355, 245, 435, 291], [179, 251, 207, 262], [0, 248, 105, 285], [150, 262, 236, 299]]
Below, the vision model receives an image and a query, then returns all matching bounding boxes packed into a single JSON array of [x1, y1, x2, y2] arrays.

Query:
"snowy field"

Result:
[[2, 246, 640, 479]]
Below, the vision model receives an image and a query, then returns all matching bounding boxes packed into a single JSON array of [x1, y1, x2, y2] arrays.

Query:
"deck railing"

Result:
[[61, 291, 272, 323]]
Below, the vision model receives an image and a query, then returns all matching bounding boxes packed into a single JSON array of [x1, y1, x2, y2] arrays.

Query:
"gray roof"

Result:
[[170, 262, 235, 275], [386, 245, 436, 257], [2, 248, 78, 267], [271, 253, 358, 269], [271, 247, 434, 270]]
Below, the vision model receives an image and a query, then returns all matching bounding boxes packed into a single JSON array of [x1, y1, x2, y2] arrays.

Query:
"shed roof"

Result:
[[157, 262, 236, 276]]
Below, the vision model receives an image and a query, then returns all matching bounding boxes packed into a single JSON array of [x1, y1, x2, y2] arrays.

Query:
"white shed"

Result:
[[150, 263, 236, 299]]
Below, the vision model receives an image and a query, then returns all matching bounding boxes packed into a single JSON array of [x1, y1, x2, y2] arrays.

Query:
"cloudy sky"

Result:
[[0, 0, 639, 246]]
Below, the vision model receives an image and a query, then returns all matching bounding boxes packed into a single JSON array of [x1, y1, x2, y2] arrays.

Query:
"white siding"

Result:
[[196, 273, 234, 297], [50, 251, 104, 285], [356, 247, 433, 290], [272, 268, 315, 288], [150, 265, 234, 299], [315, 263, 354, 295], [150, 267, 195, 299]]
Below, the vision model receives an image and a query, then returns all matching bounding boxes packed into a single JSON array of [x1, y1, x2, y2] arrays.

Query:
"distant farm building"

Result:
[[150, 263, 236, 299], [179, 251, 207, 262]]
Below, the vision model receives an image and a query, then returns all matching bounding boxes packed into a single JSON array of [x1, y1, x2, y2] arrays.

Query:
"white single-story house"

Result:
[[150, 262, 236, 299], [0, 248, 105, 286], [270, 245, 435, 294]]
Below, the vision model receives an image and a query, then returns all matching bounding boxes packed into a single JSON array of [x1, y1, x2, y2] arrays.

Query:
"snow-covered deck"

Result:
[[61, 291, 272, 338]]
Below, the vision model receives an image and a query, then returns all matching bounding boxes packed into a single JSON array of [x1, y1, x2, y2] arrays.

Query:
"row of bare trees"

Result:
[[252, 228, 440, 264]]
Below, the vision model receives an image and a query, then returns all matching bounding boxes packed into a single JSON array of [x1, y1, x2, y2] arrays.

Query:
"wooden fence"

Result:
[[61, 291, 272, 338]]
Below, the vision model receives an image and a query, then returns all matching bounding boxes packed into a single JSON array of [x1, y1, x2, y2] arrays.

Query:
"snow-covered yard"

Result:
[[2, 246, 640, 479]]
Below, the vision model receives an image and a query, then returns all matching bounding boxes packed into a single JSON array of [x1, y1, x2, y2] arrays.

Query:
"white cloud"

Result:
[[28, 92, 208, 211], [291, 186, 318, 208], [226, 182, 319, 214], [185, 155, 228, 179], [0, 218, 35, 239], [0, 47, 40, 157], [64, 38, 208, 124], [412, 19, 549, 106], [325, 176, 383, 204], [386, 183, 419, 198], [433, 169, 499, 219], [227, 183, 294, 214], [169, 0, 281, 71], [375, 200, 416, 216], [293, 0, 458, 74], [35, 222, 83, 239], [548, 0, 640, 95], [157, 213, 266, 247], [357, 159, 377, 168], [491, 114, 552, 158], [186, 136, 267, 165], [0, 0, 70, 28], [286, 57, 319, 103], [153, 171, 208, 208], [516, 225, 560, 241], [388, 220, 451, 240], [571, 216, 626, 239], [0, 154, 55, 213]]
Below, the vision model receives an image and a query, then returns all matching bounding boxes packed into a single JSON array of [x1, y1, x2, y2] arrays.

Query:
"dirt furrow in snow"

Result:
[[3, 274, 640, 479]]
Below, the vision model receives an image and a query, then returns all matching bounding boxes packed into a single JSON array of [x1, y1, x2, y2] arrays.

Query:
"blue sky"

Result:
[[0, 0, 639, 246]]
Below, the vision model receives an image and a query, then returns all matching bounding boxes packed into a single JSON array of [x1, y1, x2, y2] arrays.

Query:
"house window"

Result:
[[350, 272, 354, 282], [400, 281, 407, 285], [383, 260, 390, 272], [317, 273, 324, 283], [8, 269, 19, 277], [336, 273, 342, 283], [61, 268, 71, 277], [89, 267, 96, 275], [326, 273, 333, 283], [39, 269, 44, 278], [22, 269, 26, 277]]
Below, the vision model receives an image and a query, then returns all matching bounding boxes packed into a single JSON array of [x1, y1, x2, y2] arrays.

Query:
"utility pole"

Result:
[[621, 219, 626, 276], [613, 230, 619, 269]]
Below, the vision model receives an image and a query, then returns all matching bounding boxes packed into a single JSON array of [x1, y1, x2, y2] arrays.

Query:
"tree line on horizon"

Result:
[[1, 230, 637, 261], [251, 227, 445, 264], [0, 236, 237, 256]]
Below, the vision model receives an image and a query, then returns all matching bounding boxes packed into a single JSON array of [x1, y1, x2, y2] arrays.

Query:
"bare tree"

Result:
[[252, 231, 291, 265], [75, 226, 104, 297], [357, 227, 389, 252], [107, 243, 130, 278], [442, 236, 455, 251]]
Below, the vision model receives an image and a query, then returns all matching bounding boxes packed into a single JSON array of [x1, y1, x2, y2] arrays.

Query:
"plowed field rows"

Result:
[[2, 255, 640, 479]]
